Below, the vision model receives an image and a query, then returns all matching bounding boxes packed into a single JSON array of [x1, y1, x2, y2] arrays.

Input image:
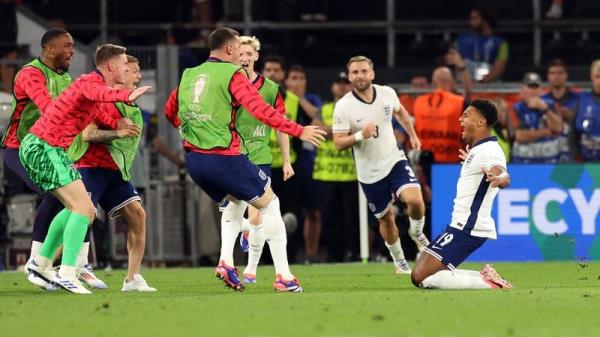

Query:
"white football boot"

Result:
[[77, 264, 108, 289], [121, 274, 157, 292]]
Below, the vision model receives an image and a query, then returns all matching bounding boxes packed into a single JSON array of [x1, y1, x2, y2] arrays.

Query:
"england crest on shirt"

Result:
[[383, 105, 391, 117]]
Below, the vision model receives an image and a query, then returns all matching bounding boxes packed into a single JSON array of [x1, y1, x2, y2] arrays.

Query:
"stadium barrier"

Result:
[[109, 179, 206, 265], [431, 163, 600, 261]]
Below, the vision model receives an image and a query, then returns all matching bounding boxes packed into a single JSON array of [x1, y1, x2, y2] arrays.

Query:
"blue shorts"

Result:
[[359, 160, 420, 218], [79, 168, 141, 218], [3, 147, 43, 194], [186, 152, 270, 206], [257, 164, 272, 178], [424, 226, 487, 270], [219, 163, 272, 211]]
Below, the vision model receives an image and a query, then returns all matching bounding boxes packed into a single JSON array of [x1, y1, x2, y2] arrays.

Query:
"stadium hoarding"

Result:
[[431, 164, 600, 261]]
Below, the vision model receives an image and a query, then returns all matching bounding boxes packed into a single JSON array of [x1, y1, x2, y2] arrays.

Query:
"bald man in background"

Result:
[[412, 67, 469, 163]]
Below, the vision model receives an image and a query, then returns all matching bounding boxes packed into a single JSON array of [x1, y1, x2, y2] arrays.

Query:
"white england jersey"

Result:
[[332, 84, 407, 184], [449, 137, 506, 239]]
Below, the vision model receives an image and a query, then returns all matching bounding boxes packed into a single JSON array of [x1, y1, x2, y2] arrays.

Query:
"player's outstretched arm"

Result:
[[230, 72, 311, 140], [82, 120, 141, 143], [82, 80, 132, 103], [482, 166, 510, 189], [299, 125, 326, 147], [128, 86, 152, 102]]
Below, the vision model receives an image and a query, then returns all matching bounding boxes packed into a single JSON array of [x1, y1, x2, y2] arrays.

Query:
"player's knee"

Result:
[[125, 204, 146, 232], [73, 200, 96, 224], [378, 212, 395, 229], [410, 268, 426, 287], [248, 212, 260, 225], [403, 194, 424, 211], [129, 203, 146, 222]]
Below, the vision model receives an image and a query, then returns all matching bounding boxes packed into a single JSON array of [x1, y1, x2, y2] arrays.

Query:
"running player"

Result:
[[67, 55, 156, 291], [164, 27, 325, 292], [216, 35, 294, 284], [332, 55, 429, 275], [411, 100, 513, 289], [22, 44, 150, 294], [0, 29, 106, 288]]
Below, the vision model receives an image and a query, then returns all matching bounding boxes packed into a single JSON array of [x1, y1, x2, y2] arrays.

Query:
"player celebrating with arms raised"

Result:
[[411, 100, 513, 289], [333, 55, 429, 275]]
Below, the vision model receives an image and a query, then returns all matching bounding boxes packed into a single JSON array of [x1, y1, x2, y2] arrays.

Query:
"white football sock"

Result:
[[29, 241, 43, 262], [241, 218, 251, 232], [409, 216, 425, 236], [244, 224, 265, 275], [34, 255, 52, 268], [454, 268, 483, 277], [260, 197, 293, 279], [420, 270, 491, 289], [219, 200, 246, 266], [58, 265, 78, 278], [385, 238, 406, 263], [76, 242, 90, 268]]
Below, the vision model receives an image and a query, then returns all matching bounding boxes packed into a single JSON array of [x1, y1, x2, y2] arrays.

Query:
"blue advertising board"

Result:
[[431, 164, 600, 261]]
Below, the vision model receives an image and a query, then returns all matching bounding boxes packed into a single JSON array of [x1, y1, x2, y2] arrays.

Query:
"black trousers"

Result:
[[320, 181, 359, 262]]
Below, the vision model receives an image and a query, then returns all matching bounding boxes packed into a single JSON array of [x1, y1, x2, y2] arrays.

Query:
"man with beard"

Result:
[[22, 44, 150, 294], [332, 55, 429, 276], [1, 29, 106, 289]]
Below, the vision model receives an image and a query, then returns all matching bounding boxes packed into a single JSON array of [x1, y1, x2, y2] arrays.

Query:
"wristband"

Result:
[[353, 131, 364, 142]]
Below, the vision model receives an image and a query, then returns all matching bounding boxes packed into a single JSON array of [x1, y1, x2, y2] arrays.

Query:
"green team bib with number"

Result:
[[177, 61, 241, 150], [313, 102, 357, 182], [269, 90, 298, 168], [1, 58, 72, 146], [235, 76, 278, 165]]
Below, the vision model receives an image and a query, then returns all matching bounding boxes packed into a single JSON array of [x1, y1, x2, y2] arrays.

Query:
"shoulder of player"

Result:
[[15, 66, 45, 83], [373, 84, 397, 97], [333, 92, 355, 111], [472, 139, 505, 159], [260, 76, 280, 92], [373, 84, 397, 96]]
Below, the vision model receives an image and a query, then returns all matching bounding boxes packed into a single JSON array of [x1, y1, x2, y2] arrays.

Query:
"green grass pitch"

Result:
[[1, 262, 599, 337]]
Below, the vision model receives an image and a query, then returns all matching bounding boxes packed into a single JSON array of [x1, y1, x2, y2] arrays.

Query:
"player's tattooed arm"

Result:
[[82, 122, 141, 143]]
